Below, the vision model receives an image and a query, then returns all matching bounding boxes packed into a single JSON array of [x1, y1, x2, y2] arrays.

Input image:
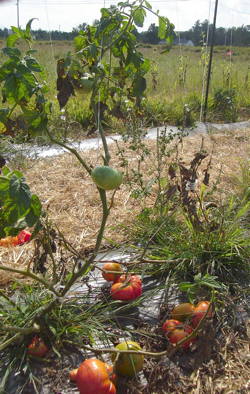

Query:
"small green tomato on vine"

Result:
[[91, 166, 123, 191]]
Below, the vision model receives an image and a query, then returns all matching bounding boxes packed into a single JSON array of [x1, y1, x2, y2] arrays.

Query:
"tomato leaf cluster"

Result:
[[0, 167, 42, 237], [0, 20, 51, 137]]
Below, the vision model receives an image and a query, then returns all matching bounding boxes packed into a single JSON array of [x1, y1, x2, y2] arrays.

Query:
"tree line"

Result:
[[0, 20, 249, 46]]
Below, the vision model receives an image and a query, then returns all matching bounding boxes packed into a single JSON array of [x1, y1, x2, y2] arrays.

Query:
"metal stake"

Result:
[[203, 0, 219, 122]]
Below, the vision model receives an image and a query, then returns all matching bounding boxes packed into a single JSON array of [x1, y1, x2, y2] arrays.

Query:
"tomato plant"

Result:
[[91, 166, 123, 191], [170, 303, 195, 322], [112, 340, 144, 377], [111, 274, 142, 301], [56, 1, 174, 127], [71, 359, 116, 394], [192, 301, 213, 328], [27, 336, 49, 357], [162, 319, 182, 335], [102, 262, 123, 282], [168, 326, 195, 350]]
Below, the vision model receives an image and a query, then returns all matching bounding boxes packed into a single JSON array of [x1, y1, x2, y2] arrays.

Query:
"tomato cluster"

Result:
[[101, 262, 142, 302], [162, 301, 213, 349], [69, 341, 144, 393]]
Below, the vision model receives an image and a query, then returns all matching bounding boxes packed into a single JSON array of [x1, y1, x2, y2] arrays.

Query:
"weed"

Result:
[[211, 87, 238, 122]]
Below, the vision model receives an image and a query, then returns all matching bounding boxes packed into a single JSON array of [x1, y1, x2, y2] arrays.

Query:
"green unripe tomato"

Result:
[[112, 340, 144, 377], [91, 166, 123, 190]]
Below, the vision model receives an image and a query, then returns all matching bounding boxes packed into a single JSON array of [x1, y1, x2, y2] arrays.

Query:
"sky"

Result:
[[0, 0, 249, 32]]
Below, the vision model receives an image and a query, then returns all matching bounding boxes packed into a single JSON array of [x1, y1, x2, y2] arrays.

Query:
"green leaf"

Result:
[[144, 1, 152, 9], [158, 16, 167, 40], [9, 175, 31, 211], [132, 76, 146, 97], [25, 57, 42, 72], [26, 18, 37, 34], [0, 177, 10, 196], [7, 33, 20, 48], [5, 204, 19, 226], [25, 195, 42, 226], [178, 282, 194, 291], [133, 8, 146, 28], [74, 35, 87, 51], [2, 47, 21, 59]]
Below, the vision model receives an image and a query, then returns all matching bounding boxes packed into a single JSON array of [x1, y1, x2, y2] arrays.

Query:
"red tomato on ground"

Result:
[[111, 275, 142, 301], [102, 262, 123, 282], [17, 230, 31, 245], [162, 319, 183, 335], [168, 325, 195, 349], [192, 301, 213, 328], [73, 359, 116, 394], [27, 336, 49, 357]]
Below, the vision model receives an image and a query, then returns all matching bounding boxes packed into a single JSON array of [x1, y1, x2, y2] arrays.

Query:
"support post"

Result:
[[203, 0, 219, 122], [17, 0, 20, 28]]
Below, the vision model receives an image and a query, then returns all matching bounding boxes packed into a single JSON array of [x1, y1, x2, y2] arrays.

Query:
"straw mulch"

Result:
[[0, 127, 249, 284], [0, 127, 249, 393]]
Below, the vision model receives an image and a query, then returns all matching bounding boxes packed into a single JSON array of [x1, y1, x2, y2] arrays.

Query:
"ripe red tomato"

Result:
[[168, 325, 195, 349], [170, 303, 195, 322], [162, 319, 183, 336], [73, 359, 116, 394], [192, 301, 213, 328], [112, 341, 144, 377], [110, 275, 142, 301], [17, 230, 31, 245], [102, 262, 123, 282], [27, 336, 49, 357]]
